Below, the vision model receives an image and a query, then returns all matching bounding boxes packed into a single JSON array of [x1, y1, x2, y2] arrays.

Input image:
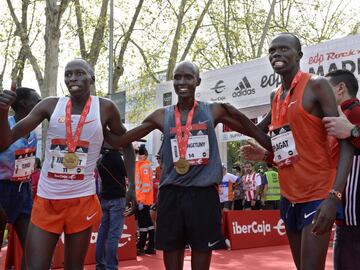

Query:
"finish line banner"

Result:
[[156, 34, 360, 110], [224, 210, 288, 250]]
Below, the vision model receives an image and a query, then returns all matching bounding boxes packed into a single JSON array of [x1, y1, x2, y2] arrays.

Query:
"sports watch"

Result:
[[350, 125, 360, 138]]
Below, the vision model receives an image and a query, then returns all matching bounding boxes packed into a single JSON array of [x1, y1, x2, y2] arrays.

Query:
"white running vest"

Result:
[[37, 96, 103, 199]]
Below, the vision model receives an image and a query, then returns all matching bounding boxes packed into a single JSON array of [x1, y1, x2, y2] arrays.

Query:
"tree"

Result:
[[6, 0, 71, 97]]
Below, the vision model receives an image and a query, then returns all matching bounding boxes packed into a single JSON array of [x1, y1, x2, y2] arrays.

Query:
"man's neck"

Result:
[[178, 97, 195, 112], [281, 67, 300, 91], [70, 94, 90, 109]]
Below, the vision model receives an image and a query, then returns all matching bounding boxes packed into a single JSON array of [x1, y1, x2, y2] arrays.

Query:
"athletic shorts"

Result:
[[31, 194, 102, 234], [280, 197, 343, 230], [156, 185, 226, 251], [0, 180, 32, 224]]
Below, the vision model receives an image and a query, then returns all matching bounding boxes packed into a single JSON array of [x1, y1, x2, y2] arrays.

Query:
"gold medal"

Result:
[[175, 158, 190, 175], [63, 152, 79, 169]]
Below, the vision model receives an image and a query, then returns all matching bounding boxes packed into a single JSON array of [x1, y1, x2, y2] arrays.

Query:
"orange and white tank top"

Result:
[[37, 96, 103, 199]]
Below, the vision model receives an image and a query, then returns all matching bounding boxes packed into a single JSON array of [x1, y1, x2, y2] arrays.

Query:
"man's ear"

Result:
[[197, 77, 202, 86], [91, 75, 96, 84], [337, 82, 346, 96], [297, 51, 303, 61]]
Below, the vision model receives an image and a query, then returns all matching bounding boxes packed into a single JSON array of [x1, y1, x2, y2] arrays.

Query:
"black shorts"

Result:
[[156, 185, 226, 251]]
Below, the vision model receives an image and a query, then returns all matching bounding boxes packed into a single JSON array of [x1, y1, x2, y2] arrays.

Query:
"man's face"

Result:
[[244, 163, 253, 174], [19, 91, 41, 116], [268, 34, 302, 75], [64, 60, 94, 97], [173, 63, 199, 99], [326, 76, 342, 105]]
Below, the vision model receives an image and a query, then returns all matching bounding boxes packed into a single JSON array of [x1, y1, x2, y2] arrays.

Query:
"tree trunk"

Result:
[[256, 0, 276, 58], [112, 0, 145, 92], [180, 0, 213, 61], [165, 0, 187, 81]]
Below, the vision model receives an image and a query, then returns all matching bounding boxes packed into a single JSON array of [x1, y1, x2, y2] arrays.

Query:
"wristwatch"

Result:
[[350, 125, 360, 138]]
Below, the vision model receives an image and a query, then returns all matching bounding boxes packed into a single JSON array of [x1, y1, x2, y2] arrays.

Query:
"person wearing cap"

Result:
[[135, 145, 155, 255]]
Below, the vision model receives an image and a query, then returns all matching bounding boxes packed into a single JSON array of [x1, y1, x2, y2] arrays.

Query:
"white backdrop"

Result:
[[153, 34, 360, 157]]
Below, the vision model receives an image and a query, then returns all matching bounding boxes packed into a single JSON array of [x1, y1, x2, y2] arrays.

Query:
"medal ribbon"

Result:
[[65, 96, 92, 153], [272, 70, 304, 128], [174, 101, 197, 160]]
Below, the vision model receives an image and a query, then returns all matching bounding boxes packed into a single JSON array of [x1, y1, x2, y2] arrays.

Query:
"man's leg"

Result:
[[63, 226, 93, 270], [106, 198, 126, 269], [163, 248, 185, 270], [13, 215, 30, 270], [285, 225, 302, 269], [301, 224, 331, 270], [25, 222, 60, 270], [0, 205, 6, 250], [333, 225, 360, 270], [191, 250, 212, 270], [96, 200, 110, 270]]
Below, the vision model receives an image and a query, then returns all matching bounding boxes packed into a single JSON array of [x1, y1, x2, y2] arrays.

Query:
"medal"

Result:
[[63, 152, 79, 169], [174, 101, 197, 175], [175, 158, 190, 175], [64, 96, 92, 169]]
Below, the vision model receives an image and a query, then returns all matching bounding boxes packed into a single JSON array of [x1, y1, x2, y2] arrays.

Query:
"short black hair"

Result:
[[325, 69, 359, 98], [11, 87, 37, 112], [276, 32, 302, 52], [138, 144, 148, 156]]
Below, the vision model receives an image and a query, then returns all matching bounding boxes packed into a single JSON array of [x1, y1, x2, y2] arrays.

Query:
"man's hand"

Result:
[[323, 106, 354, 139], [240, 140, 266, 161], [124, 186, 136, 216], [311, 198, 337, 235], [0, 81, 17, 111]]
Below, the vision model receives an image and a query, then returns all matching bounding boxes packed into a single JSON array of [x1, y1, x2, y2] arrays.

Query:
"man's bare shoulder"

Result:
[[98, 96, 115, 108], [146, 107, 165, 121], [308, 75, 330, 90], [38, 96, 59, 112]]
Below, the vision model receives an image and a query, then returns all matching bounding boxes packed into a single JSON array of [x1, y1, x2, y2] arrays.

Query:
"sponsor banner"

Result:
[[225, 210, 288, 250], [52, 216, 136, 268], [156, 35, 360, 140], [220, 115, 266, 142]]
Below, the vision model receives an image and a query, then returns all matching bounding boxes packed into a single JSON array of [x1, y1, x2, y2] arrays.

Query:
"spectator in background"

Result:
[[263, 164, 280, 210], [242, 161, 262, 210], [322, 69, 360, 270], [219, 164, 238, 211], [136, 145, 155, 255], [31, 157, 42, 198], [95, 142, 135, 270], [0, 86, 40, 268], [233, 164, 245, 210]]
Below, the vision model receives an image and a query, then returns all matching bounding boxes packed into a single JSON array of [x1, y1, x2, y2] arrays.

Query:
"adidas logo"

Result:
[[233, 76, 256, 97]]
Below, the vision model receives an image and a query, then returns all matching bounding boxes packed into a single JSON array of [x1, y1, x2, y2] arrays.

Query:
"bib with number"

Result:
[[171, 134, 209, 165], [11, 148, 36, 182], [270, 125, 299, 167], [47, 138, 89, 180]]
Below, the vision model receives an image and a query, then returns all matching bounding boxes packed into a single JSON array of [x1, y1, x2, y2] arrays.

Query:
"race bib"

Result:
[[47, 138, 89, 180], [11, 148, 36, 182], [270, 125, 298, 167], [171, 135, 209, 165]]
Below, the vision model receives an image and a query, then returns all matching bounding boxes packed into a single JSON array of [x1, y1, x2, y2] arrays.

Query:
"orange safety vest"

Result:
[[135, 159, 154, 205]]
